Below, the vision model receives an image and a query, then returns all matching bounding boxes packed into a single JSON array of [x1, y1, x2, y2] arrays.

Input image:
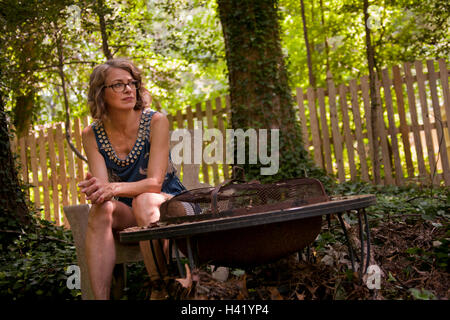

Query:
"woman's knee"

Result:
[[87, 201, 115, 229], [132, 192, 167, 225], [133, 192, 167, 208]]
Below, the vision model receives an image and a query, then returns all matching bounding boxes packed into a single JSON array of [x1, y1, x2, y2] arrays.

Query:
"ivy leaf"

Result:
[[409, 288, 436, 300]]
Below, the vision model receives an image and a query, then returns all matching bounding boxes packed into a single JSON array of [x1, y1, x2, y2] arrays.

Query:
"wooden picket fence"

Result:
[[9, 58, 450, 226], [297, 59, 450, 187]]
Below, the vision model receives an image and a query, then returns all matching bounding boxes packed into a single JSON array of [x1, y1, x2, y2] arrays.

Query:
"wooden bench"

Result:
[[63, 135, 210, 300]]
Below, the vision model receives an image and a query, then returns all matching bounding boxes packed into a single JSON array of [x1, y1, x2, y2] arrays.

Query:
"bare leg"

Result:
[[85, 200, 136, 300], [132, 192, 172, 281]]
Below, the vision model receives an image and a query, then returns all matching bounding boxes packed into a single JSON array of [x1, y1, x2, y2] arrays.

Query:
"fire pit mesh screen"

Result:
[[160, 177, 329, 224]]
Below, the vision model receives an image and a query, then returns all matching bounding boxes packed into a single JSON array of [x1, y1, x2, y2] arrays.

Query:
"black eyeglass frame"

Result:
[[103, 80, 141, 93]]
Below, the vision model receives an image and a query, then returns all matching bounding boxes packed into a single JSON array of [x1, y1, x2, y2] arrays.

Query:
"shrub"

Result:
[[0, 214, 80, 300]]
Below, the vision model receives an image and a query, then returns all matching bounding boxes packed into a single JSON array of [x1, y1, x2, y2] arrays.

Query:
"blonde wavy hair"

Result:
[[88, 58, 151, 120]]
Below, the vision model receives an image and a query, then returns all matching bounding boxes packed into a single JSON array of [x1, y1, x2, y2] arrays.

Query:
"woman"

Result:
[[78, 58, 185, 300]]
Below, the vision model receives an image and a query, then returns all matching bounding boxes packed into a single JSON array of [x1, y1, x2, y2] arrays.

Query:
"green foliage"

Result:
[[0, 214, 79, 300], [2, 0, 448, 139], [0, 0, 228, 127], [280, 0, 450, 90], [332, 181, 449, 220], [0, 180, 447, 300], [409, 288, 437, 300], [120, 262, 151, 300], [0, 100, 31, 229]]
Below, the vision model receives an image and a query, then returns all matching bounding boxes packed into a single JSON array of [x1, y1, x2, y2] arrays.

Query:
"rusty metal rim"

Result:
[[120, 194, 376, 243]]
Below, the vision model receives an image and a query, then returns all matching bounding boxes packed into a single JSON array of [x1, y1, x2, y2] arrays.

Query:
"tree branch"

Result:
[[55, 32, 88, 163], [96, 0, 113, 60]]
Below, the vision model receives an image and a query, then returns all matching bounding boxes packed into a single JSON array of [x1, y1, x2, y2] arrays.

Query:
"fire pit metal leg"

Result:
[[337, 209, 372, 278], [186, 236, 196, 271], [363, 208, 371, 273], [173, 239, 185, 278], [357, 210, 365, 281], [337, 212, 356, 271], [358, 208, 372, 277]]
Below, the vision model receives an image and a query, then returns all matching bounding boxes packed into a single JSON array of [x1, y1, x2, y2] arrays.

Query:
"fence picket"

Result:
[[327, 75, 345, 181], [47, 126, 60, 225], [186, 105, 195, 130], [38, 129, 51, 220], [28, 133, 40, 211], [296, 87, 310, 149], [339, 84, 357, 180], [375, 78, 394, 185], [415, 60, 438, 184], [73, 118, 86, 203], [438, 59, 450, 148], [215, 97, 230, 180], [167, 113, 174, 131], [360, 76, 376, 183], [224, 96, 233, 179], [427, 60, 450, 186], [404, 62, 428, 181], [381, 68, 404, 185], [392, 65, 415, 178], [196, 102, 209, 185], [56, 124, 69, 211], [10, 59, 450, 227], [307, 87, 323, 168], [317, 88, 333, 175], [82, 115, 89, 131], [66, 127, 78, 206], [349, 79, 369, 182], [206, 99, 220, 185], [176, 109, 184, 129]]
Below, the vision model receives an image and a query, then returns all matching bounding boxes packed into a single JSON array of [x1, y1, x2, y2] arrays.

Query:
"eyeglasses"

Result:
[[104, 80, 141, 93]]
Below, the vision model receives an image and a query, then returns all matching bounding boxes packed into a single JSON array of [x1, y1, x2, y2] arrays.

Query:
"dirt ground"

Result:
[[165, 214, 449, 300]]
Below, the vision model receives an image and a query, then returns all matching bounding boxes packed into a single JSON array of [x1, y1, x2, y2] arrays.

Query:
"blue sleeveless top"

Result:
[[92, 108, 186, 207]]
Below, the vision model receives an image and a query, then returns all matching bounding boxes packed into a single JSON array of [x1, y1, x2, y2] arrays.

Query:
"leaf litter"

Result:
[[151, 186, 450, 300]]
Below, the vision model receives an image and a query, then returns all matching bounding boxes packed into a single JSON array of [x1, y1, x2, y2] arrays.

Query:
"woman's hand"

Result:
[[78, 172, 116, 204]]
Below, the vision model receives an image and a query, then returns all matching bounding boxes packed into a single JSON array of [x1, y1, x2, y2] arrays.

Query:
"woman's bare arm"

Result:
[[78, 125, 116, 204], [79, 113, 170, 203], [111, 112, 169, 198], [82, 125, 110, 182]]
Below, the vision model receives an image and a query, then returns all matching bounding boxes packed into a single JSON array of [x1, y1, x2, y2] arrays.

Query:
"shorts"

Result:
[[118, 173, 186, 208]]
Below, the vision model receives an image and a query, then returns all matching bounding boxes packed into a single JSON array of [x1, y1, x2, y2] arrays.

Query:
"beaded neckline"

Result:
[[93, 109, 152, 167]]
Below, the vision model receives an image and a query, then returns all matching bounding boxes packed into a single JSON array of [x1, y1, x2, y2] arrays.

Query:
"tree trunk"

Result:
[[56, 33, 88, 163], [96, 0, 113, 60], [319, 0, 330, 76], [300, 0, 316, 88], [217, 0, 321, 182], [13, 93, 35, 138], [363, 0, 381, 184], [0, 94, 31, 228], [12, 38, 36, 138]]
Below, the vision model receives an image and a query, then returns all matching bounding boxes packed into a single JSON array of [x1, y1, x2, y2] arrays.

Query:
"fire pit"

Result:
[[120, 178, 376, 278]]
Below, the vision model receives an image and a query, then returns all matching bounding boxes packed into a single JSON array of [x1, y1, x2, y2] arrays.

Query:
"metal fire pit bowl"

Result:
[[120, 178, 376, 277]]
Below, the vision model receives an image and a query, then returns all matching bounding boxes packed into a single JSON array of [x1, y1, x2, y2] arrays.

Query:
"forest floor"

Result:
[[166, 215, 449, 300], [3, 182, 448, 301], [135, 184, 449, 301]]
